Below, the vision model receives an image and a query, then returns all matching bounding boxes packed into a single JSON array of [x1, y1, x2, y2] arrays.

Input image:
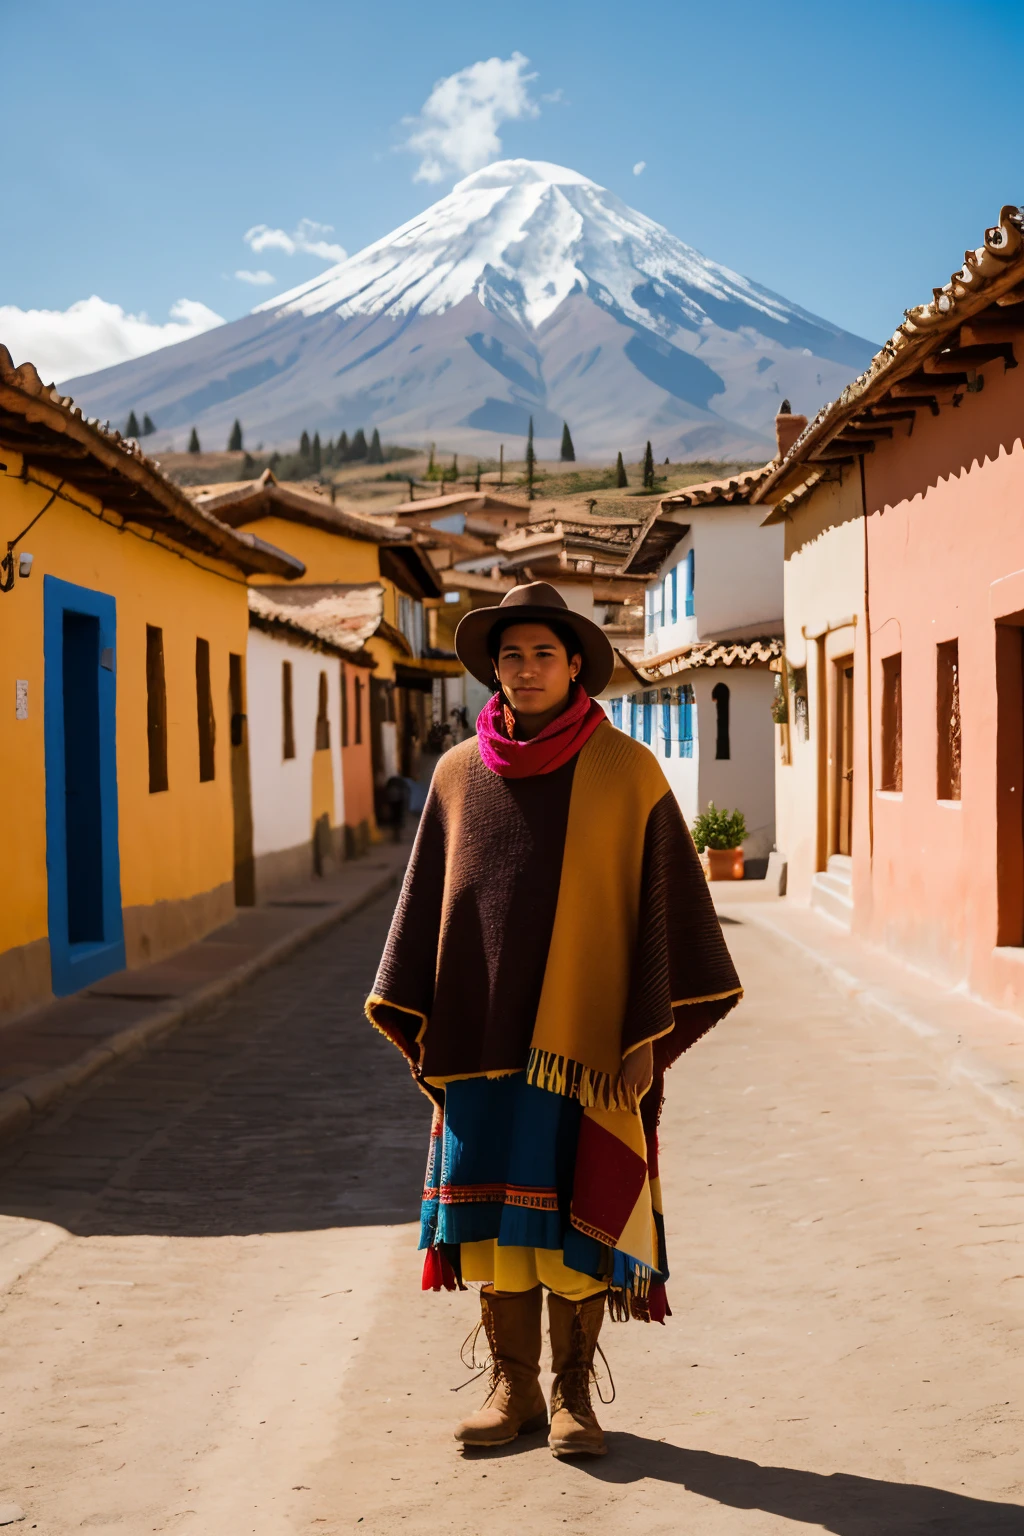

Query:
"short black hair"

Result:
[[486, 616, 583, 667]]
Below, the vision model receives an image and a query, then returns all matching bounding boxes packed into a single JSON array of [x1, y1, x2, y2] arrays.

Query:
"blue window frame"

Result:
[[684, 549, 695, 618], [678, 683, 694, 757], [670, 565, 678, 624], [661, 691, 672, 757], [611, 698, 623, 729], [628, 695, 637, 737], [43, 576, 125, 996], [642, 691, 654, 745]]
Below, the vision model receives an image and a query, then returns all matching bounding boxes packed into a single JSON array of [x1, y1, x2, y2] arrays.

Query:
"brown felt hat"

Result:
[[455, 581, 615, 697]]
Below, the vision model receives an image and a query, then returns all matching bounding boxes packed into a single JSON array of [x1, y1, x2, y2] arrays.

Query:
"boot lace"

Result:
[[452, 1311, 505, 1399], [557, 1311, 616, 1414]]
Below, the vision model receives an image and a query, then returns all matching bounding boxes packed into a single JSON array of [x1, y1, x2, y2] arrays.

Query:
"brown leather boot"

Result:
[[547, 1290, 610, 1457], [454, 1286, 548, 1447]]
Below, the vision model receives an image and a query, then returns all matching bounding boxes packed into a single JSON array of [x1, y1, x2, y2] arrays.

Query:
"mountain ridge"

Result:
[[62, 160, 876, 460]]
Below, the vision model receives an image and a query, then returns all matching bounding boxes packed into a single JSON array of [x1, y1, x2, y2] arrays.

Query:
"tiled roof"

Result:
[[0, 349, 304, 579], [621, 468, 774, 577], [248, 583, 384, 658], [753, 205, 1024, 502], [192, 470, 410, 544], [623, 635, 784, 683], [659, 466, 773, 508]]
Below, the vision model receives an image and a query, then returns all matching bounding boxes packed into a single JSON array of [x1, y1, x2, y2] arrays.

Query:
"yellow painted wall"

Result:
[[233, 514, 410, 681], [0, 461, 249, 993], [241, 518, 380, 586]]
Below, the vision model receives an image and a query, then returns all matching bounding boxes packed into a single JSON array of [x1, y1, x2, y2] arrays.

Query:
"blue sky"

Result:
[[2, 0, 1022, 378]]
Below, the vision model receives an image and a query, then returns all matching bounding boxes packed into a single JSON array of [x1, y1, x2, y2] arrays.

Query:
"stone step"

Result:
[[811, 870, 854, 928]]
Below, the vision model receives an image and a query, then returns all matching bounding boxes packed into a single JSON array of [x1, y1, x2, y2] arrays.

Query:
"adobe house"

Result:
[[191, 472, 453, 814], [0, 350, 302, 1012], [752, 206, 1024, 1011], [246, 589, 377, 890], [613, 467, 784, 869]]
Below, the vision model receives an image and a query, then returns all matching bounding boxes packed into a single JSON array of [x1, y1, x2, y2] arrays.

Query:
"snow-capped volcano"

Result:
[[61, 160, 876, 460]]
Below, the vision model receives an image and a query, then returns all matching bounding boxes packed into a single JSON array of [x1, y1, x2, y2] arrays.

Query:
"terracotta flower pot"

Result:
[[706, 846, 744, 881]]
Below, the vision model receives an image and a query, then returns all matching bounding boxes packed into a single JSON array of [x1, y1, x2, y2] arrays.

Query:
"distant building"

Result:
[[0, 349, 302, 1013], [190, 472, 453, 835], [612, 466, 785, 867]]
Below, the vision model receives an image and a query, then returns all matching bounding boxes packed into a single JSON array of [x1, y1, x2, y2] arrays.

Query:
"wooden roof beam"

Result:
[[923, 342, 1016, 373], [958, 309, 1024, 346], [890, 376, 968, 397], [881, 392, 941, 415], [842, 422, 894, 439], [862, 409, 918, 424]]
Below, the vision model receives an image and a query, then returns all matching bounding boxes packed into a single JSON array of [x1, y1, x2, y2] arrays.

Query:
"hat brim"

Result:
[[455, 602, 616, 697]]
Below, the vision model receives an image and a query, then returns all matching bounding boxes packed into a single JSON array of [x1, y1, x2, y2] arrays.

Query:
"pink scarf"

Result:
[[476, 684, 606, 779]]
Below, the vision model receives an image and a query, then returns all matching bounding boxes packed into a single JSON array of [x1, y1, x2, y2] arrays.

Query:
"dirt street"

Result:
[[0, 894, 1022, 1535]]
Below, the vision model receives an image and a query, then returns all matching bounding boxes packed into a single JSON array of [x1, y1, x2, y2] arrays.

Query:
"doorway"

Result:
[[44, 576, 124, 995], [834, 657, 854, 856]]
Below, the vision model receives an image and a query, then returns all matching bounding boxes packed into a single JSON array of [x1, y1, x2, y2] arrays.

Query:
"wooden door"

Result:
[[229, 652, 255, 906], [835, 658, 854, 856]]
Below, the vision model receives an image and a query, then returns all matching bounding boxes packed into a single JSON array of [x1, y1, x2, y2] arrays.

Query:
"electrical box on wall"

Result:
[[15, 680, 28, 719]]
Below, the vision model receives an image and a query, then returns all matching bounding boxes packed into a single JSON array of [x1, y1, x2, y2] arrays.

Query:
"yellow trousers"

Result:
[[460, 1240, 607, 1300]]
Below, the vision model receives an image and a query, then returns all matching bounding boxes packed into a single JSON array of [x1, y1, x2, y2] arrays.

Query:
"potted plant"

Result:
[[691, 803, 748, 881]]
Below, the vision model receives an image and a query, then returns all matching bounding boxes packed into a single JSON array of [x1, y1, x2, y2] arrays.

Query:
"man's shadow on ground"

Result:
[[561, 1436, 1024, 1533]]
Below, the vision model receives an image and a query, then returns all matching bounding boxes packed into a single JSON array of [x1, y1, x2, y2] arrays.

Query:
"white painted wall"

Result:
[[606, 667, 776, 857], [247, 627, 344, 859], [646, 505, 784, 656]]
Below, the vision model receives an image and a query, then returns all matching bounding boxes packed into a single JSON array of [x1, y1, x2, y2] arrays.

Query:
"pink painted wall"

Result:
[[862, 353, 1024, 1010]]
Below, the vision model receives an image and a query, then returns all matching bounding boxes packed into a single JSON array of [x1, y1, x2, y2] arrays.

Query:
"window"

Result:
[[642, 691, 655, 745], [628, 694, 637, 737], [282, 660, 295, 760], [146, 624, 168, 793], [712, 681, 730, 760], [684, 549, 695, 618], [354, 675, 363, 744], [670, 565, 678, 624], [661, 690, 672, 758], [611, 698, 623, 729], [644, 590, 654, 638], [341, 666, 349, 748], [678, 684, 694, 757], [195, 637, 215, 781], [315, 670, 331, 750], [881, 652, 902, 792], [937, 641, 961, 800]]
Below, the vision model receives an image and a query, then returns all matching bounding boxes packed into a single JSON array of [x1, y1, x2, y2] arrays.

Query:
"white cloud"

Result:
[[633, 160, 646, 176], [0, 295, 224, 384], [402, 52, 540, 183], [235, 268, 277, 286], [243, 217, 346, 263]]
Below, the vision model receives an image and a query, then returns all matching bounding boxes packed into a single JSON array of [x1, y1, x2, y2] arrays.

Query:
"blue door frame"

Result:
[[44, 575, 124, 995]]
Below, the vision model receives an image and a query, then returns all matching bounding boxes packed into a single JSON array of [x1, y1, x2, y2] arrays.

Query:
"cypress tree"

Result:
[[427, 443, 437, 479], [615, 451, 628, 488], [300, 429, 311, 458], [526, 416, 536, 501], [643, 440, 655, 489], [475, 463, 481, 492], [125, 409, 140, 438], [228, 419, 243, 452], [188, 427, 201, 454], [142, 413, 156, 436], [311, 431, 322, 472], [338, 430, 350, 462], [450, 453, 458, 480], [351, 427, 367, 459], [560, 422, 575, 462], [368, 427, 383, 464]]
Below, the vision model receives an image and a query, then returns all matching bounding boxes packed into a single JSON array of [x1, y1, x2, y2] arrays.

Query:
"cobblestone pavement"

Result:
[[1, 895, 1023, 1535]]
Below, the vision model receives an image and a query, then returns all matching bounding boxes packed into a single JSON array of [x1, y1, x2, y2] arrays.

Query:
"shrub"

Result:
[[691, 802, 747, 852]]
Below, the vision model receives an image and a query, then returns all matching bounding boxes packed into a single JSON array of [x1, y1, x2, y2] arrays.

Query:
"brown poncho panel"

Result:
[[368, 721, 740, 1105]]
